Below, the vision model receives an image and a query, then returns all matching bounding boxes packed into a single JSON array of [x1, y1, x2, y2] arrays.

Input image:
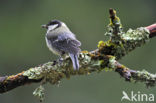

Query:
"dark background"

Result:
[[0, 0, 156, 103]]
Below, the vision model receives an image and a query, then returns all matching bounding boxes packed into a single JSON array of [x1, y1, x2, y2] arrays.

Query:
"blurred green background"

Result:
[[0, 0, 156, 103]]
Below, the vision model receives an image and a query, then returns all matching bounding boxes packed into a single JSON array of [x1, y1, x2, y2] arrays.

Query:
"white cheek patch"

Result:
[[47, 24, 58, 33]]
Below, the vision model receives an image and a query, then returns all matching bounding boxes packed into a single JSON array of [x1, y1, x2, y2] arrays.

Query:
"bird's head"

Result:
[[42, 20, 68, 32]]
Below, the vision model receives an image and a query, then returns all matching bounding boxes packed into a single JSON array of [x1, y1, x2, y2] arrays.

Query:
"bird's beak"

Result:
[[41, 24, 48, 29]]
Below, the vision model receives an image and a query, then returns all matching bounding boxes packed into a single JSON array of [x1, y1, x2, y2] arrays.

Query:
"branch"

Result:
[[146, 24, 156, 38], [0, 72, 42, 93], [114, 61, 156, 87], [0, 8, 156, 101]]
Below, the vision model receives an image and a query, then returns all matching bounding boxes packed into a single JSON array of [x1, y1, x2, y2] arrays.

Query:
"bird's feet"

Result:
[[58, 52, 66, 66], [58, 57, 64, 66]]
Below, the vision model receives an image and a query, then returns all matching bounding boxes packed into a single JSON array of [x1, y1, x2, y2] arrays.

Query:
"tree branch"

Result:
[[146, 24, 156, 38], [0, 72, 42, 93], [0, 8, 156, 101]]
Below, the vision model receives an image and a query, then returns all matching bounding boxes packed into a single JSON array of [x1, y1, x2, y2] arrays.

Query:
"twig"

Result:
[[146, 24, 156, 38]]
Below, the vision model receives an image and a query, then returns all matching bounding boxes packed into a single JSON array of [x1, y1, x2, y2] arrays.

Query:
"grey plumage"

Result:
[[43, 20, 81, 70]]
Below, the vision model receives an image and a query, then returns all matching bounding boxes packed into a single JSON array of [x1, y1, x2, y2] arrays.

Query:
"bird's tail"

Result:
[[69, 53, 79, 70]]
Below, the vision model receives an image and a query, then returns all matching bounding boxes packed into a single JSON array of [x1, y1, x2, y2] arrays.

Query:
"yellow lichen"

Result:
[[98, 41, 105, 48], [81, 50, 89, 54]]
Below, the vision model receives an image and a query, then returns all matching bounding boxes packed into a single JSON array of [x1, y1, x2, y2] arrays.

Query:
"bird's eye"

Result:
[[48, 20, 60, 26], [50, 22, 57, 25], [47, 20, 61, 29], [48, 22, 55, 26]]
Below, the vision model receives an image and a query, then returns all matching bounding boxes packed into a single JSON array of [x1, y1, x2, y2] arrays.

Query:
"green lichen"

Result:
[[99, 27, 150, 60], [122, 27, 150, 53], [109, 9, 122, 29], [109, 15, 121, 27], [104, 67, 113, 72], [23, 61, 67, 85], [132, 70, 156, 87], [23, 67, 44, 80], [108, 56, 116, 69], [104, 9, 150, 60], [122, 28, 149, 41], [105, 9, 123, 42], [97, 40, 125, 59], [80, 52, 92, 66], [33, 85, 45, 102]]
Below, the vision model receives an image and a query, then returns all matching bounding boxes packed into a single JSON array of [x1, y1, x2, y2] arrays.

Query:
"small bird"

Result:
[[42, 20, 81, 70]]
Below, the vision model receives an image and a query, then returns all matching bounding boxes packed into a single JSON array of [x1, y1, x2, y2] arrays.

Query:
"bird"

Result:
[[42, 20, 81, 70]]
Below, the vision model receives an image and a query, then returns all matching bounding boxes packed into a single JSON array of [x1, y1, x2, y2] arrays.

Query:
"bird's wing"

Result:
[[49, 34, 81, 54], [57, 34, 81, 47]]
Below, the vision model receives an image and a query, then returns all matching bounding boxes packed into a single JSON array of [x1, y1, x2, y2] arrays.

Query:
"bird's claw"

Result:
[[58, 57, 64, 66]]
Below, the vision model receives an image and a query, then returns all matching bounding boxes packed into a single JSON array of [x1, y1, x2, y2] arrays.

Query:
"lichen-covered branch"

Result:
[[0, 72, 42, 93], [0, 8, 156, 101], [111, 60, 156, 88]]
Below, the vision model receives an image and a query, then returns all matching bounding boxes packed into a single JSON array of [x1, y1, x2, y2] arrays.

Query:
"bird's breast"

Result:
[[45, 37, 60, 55]]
